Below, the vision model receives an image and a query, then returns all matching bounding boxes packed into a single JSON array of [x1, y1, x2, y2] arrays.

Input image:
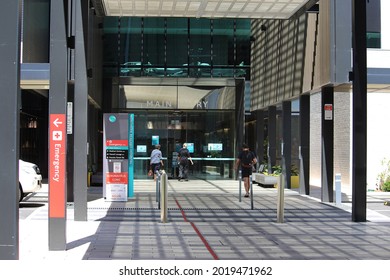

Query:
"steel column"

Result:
[[351, 0, 367, 222], [255, 110, 265, 164], [267, 106, 277, 173], [0, 0, 21, 260], [282, 101, 292, 189], [299, 94, 310, 195], [235, 79, 245, 151], [73, 0, 89, 221], [321, 86, 334, 202], [49, 0, 68, 250]]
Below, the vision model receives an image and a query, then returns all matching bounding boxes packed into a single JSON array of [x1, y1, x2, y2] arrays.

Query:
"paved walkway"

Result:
[[18, 179, 390, 260]]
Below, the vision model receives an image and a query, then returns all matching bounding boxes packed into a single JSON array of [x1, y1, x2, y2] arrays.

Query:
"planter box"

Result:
[[253, 173, 299, 188], [253, 173, 279, 187]]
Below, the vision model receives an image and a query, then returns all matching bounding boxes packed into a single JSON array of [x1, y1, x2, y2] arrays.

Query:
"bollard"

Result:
[[155, 171, 161, 202], [250, 174, 254, 210], [238, 169, 242, 202], [160, 170, 168, 223], [277, 174, 285, 223], [335, 173, 342, 205]]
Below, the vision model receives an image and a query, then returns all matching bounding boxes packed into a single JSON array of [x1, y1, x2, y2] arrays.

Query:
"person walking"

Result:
[[150, 144, 164, 181], [178, 143, 193, 181], [235, 143, 257, 197]]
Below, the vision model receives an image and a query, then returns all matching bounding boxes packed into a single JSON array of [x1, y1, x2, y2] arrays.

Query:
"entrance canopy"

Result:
[[93, 0, 316, 19]]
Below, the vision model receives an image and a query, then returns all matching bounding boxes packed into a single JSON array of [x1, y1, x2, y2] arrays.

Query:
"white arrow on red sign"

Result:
[[53, 118, 63, 128]]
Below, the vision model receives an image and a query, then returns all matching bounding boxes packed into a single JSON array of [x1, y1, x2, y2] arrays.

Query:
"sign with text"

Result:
[[103, 113, 134, 201], [324, 104, 333, 120], [49, 114, 66, 218]]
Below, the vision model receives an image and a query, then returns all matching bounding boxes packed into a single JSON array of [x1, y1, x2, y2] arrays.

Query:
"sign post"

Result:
[[48, 0, 68, 250], [103, 113, 134, 201]]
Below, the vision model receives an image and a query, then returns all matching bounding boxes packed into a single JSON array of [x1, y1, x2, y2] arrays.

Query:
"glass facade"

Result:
[[102, 17, 249, 180], [103, 17, 250, 79]]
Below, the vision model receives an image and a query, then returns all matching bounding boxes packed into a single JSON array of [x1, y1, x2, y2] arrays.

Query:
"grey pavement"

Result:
[[18, 179, 390, 260]]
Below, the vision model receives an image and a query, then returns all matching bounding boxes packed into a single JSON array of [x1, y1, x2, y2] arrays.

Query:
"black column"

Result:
[[299, 94, 310, 195], [282, 101, 292, 189], [321, 86, 334, 202], [256, 110, 265, 164], [0, 0, 21, 260], [351, 0, 367, 222], [268, 106, 277, 173], [235, 79, 245, 156]]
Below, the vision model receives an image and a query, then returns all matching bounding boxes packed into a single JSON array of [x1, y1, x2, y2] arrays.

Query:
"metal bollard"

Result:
[[335, 173, 342, 205], [156, 171, 161, 202], [250, 174, 254, 210], [160, 170, 168, 223], [238, 169, 242, 202], [277, 174, 285, 223]]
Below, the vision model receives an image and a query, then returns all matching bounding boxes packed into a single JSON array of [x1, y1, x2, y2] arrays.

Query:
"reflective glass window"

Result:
[[166, 18, 188, 77], [236, 20, 251, 79], [120, 17, 142, 76], [189, 18, 211, 78], [144, 18, 165, 76], [367, 0, 381, 48], [103, 17, 120, 77], [212, 19, 235, 77]]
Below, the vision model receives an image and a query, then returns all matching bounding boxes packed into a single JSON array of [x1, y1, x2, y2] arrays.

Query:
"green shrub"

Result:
[[382, 181, 390, 192]]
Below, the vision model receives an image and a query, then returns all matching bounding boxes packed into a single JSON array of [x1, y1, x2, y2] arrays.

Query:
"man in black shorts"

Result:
[[235, 143, 257, 197]]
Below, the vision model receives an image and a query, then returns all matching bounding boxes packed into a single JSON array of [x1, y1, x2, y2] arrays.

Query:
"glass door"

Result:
[[132, 109, 236, 180]]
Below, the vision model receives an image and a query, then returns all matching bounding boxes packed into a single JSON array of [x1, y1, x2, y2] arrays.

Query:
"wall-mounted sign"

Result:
[[324, 104, 333, 120]]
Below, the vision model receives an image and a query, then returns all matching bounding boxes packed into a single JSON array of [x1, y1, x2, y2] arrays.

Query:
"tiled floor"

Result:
[[18, 179, 390, 260]]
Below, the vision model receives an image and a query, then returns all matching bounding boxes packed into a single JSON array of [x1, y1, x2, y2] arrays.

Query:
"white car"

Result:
[[19, 159, 42, 202]]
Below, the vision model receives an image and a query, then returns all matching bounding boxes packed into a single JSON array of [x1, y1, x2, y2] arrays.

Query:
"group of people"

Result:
[[149, 142, 257, 198], [149, 143, 193, 181]]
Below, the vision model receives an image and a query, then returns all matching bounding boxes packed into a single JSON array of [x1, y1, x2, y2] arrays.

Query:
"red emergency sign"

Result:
[[49, 114, 66, 218]]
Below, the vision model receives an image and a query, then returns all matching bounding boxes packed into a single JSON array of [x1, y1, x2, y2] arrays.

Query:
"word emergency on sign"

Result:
[[49, 114, 66, 218]]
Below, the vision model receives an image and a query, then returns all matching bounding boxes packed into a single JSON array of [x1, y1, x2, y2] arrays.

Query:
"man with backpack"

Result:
[[235, 143, 257, 197]]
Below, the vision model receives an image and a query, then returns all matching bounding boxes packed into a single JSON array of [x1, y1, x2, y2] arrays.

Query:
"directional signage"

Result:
[[49, 114, 66, 218]]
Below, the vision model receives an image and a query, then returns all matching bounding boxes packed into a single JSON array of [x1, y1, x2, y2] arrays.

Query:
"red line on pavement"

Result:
[[175, 199, 219, 260]]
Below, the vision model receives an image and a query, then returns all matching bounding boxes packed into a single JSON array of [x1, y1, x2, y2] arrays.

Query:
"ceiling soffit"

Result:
[[95, 0, 316, 19]]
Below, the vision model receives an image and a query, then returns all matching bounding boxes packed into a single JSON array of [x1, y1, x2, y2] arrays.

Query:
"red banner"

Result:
[[106, 139, 128, 147], [106, 172, 128, 184], [49, 114, 66, 218]]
